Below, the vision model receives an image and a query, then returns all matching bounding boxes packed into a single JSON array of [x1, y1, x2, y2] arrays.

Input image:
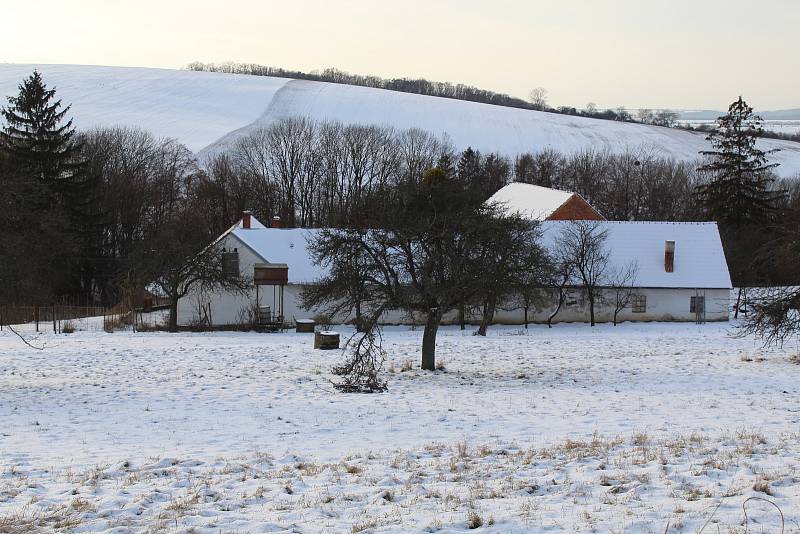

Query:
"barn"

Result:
[[487, 182, 604, 221], [177, 205, 732, 328]]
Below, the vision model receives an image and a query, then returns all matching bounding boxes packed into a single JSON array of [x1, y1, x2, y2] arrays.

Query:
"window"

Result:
[[631, 294, 646, 313], [690, 296, 705, 314], [222, 249, 240, 277]]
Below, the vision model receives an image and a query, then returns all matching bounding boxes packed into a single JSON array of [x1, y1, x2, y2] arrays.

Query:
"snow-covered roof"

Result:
[[488, 183, 576, 220], [226, 217, 321, 284], [221, 216, 731, 289], [539, 221, 732, 289]]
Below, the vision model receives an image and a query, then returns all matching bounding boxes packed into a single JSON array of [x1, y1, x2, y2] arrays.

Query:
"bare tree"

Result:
[[305, 168, 524, 370], [546, 253, 576, 328], [528, 87, 548, 111], [652, 109, 679, 128], [508, 271, 550, 329], [606, 261, 639, 326], [636, 108, 655, 124], [739, 287, 800, 346], [473, 217, 549, 336], [135, 208, 250, 331], [555, 221, 610, 326]]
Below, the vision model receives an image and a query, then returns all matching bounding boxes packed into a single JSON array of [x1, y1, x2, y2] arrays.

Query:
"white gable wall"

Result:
[[177, 233, 319, 327]]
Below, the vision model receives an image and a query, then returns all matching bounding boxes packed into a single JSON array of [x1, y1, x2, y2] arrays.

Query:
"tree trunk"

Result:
[[733, 287, 742, 319], [742, 288, 748, 316], [458, 303, 465, 330], [588, 292, 596, 326], [524, 306, 529, 329], [355, 300, 364, 332], [477, 296, 497, 336], [421, 309, 442, 370], [548, 289, 565, 328], [168, 299, 179, 332]]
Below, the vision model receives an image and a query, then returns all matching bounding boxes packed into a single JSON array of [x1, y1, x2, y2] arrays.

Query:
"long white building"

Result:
[[177, 211, 732, 328]]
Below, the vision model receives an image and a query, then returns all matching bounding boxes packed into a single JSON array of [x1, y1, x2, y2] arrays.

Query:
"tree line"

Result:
[[187, 61, 639, 123]]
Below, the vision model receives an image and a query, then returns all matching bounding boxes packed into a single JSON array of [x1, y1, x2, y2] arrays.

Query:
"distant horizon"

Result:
[[2, 60, 799, 116]]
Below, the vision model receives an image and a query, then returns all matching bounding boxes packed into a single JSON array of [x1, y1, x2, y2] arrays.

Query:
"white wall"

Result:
[[177, 234, 318, 327], [180, 250, 730, 328], [492, 287, 729, 324]]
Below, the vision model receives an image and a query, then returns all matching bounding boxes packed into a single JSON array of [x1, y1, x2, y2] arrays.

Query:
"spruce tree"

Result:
[[1, 71, 84, 188], [1, 71, 95, 300], [695, 96, 783, 227]]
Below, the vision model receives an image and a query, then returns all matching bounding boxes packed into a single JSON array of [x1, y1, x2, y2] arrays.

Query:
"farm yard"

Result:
[[1, 322, 799, 532]]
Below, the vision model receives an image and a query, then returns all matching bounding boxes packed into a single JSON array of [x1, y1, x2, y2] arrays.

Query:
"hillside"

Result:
[[2, 64, 800, 176]]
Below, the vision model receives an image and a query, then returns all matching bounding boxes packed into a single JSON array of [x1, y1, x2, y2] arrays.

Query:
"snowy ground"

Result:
[[1, 322, 799, 532]]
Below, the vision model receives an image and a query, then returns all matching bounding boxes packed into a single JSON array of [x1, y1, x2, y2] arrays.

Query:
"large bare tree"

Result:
[[304, 167, 536, 370], [554, 221, 610, 326]]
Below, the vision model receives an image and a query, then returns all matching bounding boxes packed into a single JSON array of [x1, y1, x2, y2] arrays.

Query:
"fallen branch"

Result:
[[4, 323, 46, 350]]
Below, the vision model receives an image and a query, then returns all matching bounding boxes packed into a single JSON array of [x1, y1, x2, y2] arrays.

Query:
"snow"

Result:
[[230, 217, 320, 284], [1, 321, 799, 531], [487, 183, 574, 220], [539, 221, 733, 289], [2, 64, 800, 177], [0, 64, 291, 152], [224, 216, 731, 289]]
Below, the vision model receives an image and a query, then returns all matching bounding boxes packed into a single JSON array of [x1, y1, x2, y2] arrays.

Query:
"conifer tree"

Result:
[[0, 71, 95, 300], [1, 71, 84, 188], [695, 97, 783, 227]]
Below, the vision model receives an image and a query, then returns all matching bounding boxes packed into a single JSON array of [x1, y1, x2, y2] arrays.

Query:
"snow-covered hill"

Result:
[[2, 64, 800, 176]]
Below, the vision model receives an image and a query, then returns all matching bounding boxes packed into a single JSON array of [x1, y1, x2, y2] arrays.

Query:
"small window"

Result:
[[222, 249, 240, 277], [690, 296, 705, 314], [631, 294, 646, 313]]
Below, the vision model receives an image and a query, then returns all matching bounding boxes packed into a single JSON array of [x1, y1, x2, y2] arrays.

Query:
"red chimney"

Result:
[[664, 240, 675, 273], [271, 215, 282, 229], [242, 210, 252, 229]]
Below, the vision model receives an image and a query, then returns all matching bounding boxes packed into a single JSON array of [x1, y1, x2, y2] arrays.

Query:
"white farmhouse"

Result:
[[177, 208, 732, 328]]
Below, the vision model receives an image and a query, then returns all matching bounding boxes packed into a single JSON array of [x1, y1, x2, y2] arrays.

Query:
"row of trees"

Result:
[[188, 62, 644, 124]]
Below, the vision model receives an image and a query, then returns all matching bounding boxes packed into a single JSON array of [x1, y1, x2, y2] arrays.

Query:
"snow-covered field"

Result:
[[2, 64, 800, 177], [1, 322, 799, 532]]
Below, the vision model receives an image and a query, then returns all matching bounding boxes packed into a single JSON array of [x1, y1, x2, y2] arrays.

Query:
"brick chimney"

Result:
[[242, 210, 252, 229], [271, 215, 282, 229], [664, 240, 675, 273]]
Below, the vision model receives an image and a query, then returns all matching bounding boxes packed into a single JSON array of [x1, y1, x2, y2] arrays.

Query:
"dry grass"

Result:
[[1, 429, 794, 532], [467, 509, 483, 529]]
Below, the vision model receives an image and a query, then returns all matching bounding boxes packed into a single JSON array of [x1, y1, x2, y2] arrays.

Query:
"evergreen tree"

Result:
[[1, 71, 84, 188], [0, 71, 96, 301], [456, 147, 482, 186], [695, 96, 783, 227]]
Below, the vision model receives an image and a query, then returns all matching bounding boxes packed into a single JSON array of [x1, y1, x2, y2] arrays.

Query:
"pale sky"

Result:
[[3, 0, 799, 110]]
